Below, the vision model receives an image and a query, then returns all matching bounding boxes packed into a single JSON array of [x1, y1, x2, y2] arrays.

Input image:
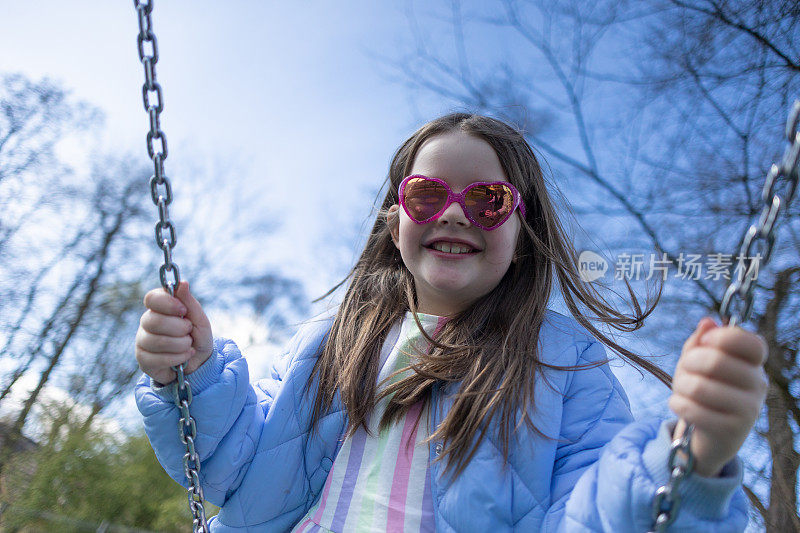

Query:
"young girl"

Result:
[[135, 114, 766, 532]]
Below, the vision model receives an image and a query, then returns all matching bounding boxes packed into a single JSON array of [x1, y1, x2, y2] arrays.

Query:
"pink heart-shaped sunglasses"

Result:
[[399, 174, 526, 230]]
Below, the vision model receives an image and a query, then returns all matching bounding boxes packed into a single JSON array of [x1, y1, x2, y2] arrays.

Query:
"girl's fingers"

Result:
[[136, 330, 193, 354], [668, 393, 743, 434], [140, 310, 193, 337], [143, 287, 188, 317], [671, 372, 762, 420], [137, 283, 212, 384], [679, 347, 769, 391], [174, 281, 211, 329], [684, 317, 718, 352], [136, 347, 195, 381], [699, 326, 768, 366]]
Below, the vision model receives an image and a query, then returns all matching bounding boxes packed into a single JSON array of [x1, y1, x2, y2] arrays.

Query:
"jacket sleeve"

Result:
[[544, 340, 749, 532], [135, 336, 293, 506]]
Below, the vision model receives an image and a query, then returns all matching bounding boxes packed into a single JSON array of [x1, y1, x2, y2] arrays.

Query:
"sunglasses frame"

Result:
[[398, 174, 527, 231]]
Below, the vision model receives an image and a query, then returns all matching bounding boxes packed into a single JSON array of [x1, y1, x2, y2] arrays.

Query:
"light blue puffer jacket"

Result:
[[135, 309, 748, 532]]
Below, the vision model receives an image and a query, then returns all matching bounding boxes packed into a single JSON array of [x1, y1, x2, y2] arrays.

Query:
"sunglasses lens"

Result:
[[403, 177, 448, 221], [465, 184, 514, 228]]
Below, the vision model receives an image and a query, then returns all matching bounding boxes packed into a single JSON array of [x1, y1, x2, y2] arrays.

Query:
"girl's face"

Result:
[[389, 131, 521, 316]]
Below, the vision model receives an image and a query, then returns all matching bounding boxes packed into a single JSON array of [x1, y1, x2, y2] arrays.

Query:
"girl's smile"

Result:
[[389, 131, 521, 316], [423, 237, 481, 256]]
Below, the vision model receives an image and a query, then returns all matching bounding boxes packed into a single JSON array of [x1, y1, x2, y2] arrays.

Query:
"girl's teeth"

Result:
[[432, 242, 472, 254]]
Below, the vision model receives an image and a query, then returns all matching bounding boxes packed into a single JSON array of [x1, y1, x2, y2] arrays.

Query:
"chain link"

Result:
[[649, 425, 694, 531], [134, 1, 209, 531], [649, 101, 800, 531], [720, 101, 799, 329]]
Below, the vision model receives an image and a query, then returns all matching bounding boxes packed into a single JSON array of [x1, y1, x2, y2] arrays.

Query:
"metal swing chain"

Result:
[[133, 1, 209, 531], [649, 100, 800, 532]]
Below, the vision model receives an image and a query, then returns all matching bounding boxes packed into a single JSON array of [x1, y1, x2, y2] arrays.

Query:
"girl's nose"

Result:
[[437, 200, 471, 227]]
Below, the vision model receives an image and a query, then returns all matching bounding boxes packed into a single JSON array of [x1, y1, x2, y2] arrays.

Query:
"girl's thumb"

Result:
[[686, 316, 718, 350], [174, 281, 209, 326]]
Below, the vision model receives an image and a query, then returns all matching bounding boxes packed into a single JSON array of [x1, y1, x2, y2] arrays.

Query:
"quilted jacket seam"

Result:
[[438, 510, 456, 531], [249, 407, 345, 457], [484, 434, 546, 515], [203, 431, 259, 494], [511, 499, 538, 527], [563, 513, 604, 532], [288, 355, 311, 488], [252, 432, 304, 457], [571, 341, 614, 442], [559, 338, 592, 395]]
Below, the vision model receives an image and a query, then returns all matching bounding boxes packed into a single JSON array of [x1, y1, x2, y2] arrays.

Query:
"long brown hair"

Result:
[[309, 113, 666, 479]]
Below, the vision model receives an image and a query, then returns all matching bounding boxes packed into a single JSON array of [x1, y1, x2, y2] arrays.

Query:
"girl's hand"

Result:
[[669, 317, 769, 477], [135, 281, 214, 386]]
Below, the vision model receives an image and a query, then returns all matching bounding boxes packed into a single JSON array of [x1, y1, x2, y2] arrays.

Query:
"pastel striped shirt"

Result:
[[291, 312, 445, 533]]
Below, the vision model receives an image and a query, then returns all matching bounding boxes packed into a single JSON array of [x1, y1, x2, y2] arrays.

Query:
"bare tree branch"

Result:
[[666, 0, 800, 71]]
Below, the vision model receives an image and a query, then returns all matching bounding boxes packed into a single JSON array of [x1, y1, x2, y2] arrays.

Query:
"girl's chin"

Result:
[[418, 282, 478, 308]]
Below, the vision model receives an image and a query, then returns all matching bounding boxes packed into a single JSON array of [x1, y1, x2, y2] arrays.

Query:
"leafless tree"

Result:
[[0, 73, 309, 497]]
